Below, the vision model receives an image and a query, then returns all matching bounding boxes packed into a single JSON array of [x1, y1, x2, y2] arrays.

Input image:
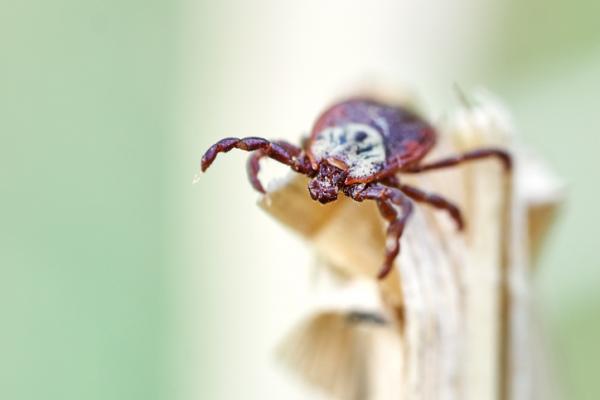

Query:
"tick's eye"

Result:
[[354, 131, 368, 142]]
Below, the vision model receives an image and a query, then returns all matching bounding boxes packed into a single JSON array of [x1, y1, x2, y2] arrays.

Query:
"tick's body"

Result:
[[201, 98, 510, 279], [307, 99, 435, 185]]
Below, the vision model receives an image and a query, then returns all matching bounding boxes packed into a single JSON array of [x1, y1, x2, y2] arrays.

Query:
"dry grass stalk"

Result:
[[259, 92, 562, 400]]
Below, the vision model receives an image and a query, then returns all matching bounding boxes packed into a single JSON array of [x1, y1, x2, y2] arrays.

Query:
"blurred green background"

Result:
[[2, 0, 599, 399]]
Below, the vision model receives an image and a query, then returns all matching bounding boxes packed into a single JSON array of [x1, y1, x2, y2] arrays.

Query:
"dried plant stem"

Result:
[[261, 95, 562, 400]]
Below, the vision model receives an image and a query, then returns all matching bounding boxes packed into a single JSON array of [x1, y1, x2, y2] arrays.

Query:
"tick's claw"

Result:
[[201, 149, 218, 171], [377, 264, 393, 280]]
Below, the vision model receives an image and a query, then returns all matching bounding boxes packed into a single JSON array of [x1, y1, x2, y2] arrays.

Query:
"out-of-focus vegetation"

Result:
[[488, 1, 600, 398]]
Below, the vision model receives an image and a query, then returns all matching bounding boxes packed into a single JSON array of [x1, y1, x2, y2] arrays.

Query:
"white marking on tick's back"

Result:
[[373, 117, 390, 136], [311, 123, 386, 178]]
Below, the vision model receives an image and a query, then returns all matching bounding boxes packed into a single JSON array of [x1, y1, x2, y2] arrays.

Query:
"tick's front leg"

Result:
[[351, 184, 413, 279], [201, 137, 294, 171], [246, 140, 313, 193], [201, 137, 313, 193]]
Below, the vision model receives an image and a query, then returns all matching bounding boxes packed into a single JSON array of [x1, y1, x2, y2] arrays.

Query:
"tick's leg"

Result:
[[399, 184, 464, 230], [201, 137, 294, 171], [273, 139, 303, 157], [245, 140, 310, 193], [246, 150, 268, 193], [382, 175, 463, 230], [202, 137, 314, 193], [404, 148, 511, 173], [351, 184, 413, 279], [376, 199, 406, 279], [376, 199, 396, 221]]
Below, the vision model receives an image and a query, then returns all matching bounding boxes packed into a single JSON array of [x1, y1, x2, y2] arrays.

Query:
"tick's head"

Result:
[[308, 162, 347, 204]]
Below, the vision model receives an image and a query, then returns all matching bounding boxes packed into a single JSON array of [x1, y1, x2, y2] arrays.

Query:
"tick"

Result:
[[200, 98, 511, 279]]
